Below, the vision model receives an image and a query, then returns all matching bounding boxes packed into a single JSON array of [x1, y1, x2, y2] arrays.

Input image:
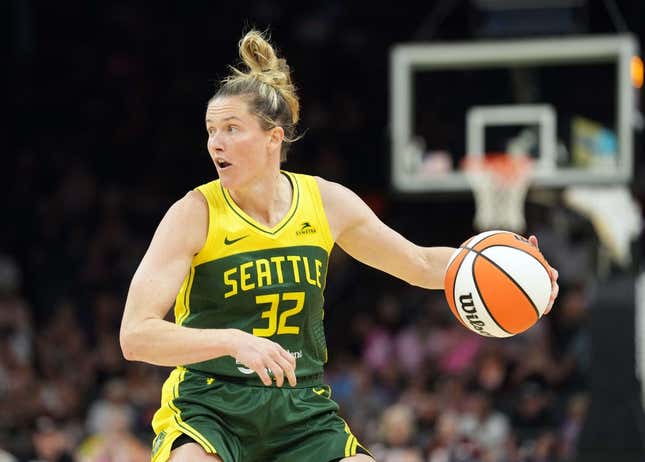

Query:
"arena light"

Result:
[[632, 56, 643, 89]]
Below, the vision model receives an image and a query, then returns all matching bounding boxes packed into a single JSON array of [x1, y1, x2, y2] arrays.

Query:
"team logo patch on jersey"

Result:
[[296, 221, 317, 236]]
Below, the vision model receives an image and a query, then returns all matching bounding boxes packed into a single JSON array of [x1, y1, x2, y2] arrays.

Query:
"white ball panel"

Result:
[[480, 246, 552, 316], [464, 230, 513, 249], [453, 250, 513, 338]]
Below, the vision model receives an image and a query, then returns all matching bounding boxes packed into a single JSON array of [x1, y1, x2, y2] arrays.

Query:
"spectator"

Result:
[[512, 381, 556, 444], [558, 393, 589, 461], [0, 448, 17, 462], [370, 403, 424, 462], [427, 410, 481, 462], [77, 402, 148, 462], [29, 417, 74, 462], [459, 390, 511, 461]]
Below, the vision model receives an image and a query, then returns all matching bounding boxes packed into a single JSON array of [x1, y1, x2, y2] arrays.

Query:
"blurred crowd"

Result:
[[0, 139, 594, 462], [0, 227, 591, 462], [2, 2, 606, 462], [327, 277, 590, 462]]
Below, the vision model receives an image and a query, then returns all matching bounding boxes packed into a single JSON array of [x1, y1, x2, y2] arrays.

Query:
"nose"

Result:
[[208, 132, 224, 152]]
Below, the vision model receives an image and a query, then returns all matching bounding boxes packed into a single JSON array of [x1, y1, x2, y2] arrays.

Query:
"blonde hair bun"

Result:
[[214, 29, 301, 161], [236, 31, 299, 125]]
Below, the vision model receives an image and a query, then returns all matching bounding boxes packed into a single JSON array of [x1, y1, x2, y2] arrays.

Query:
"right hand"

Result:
[[228, 330, 297, 387]]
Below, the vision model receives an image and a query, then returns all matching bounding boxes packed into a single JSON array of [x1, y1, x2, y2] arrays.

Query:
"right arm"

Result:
[[119, 190, 296, 386], [119, 190, 231, 366]]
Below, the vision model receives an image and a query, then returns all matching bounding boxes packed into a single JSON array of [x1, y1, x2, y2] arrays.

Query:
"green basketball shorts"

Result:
[[151, 367, 371, 462]]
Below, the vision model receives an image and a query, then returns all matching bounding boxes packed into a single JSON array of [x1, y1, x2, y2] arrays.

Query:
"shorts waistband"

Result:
[[186, 368, 325, 388]]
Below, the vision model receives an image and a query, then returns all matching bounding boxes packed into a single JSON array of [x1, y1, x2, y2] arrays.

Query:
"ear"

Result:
[[267, 126, 284, 150]]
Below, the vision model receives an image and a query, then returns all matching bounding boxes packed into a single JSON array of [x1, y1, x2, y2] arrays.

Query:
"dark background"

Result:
[[3, 1, 644, 461]]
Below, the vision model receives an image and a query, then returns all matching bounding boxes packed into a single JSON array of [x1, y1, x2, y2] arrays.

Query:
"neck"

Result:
[[228, 170, 292, 228]]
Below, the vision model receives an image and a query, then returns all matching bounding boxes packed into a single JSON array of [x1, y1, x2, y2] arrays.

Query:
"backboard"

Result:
[[389, 34, 641, 192]]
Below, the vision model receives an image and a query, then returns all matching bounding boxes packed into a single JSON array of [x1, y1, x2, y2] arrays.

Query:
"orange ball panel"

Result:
[[472, 255, 540, 334], [444, 248, 470, 329]]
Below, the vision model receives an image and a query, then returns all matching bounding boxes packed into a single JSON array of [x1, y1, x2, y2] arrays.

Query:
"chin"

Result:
[[216, 168, 242, 190], [217, 173, 234, 189]]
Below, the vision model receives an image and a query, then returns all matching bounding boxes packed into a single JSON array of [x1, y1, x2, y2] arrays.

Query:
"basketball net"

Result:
[[463, 153, 533, 233]]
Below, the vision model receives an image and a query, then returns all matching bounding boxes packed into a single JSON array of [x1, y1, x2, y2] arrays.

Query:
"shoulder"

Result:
[[314, 176, 353, 202], [171, 189, 208, 219], [314, 176, 363, 215], [313, 176, 370, 237], [161, 190, 208, 253]]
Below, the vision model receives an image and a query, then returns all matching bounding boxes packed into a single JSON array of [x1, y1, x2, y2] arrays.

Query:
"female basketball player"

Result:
[[120, 30, 559, 462]]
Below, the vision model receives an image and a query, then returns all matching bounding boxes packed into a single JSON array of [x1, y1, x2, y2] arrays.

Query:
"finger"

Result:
[[267, 359, 285, 387], [280, 348, 297, 370], [528, 235, 539, 248], [545, 282, 559, 315], [278, 345, 296, 376], [287, 366, 297, 387], [551, 267, 559, 281], [275, 353, 297, 387], [552, 281, 559, 301], [253, 362, 272, 386]]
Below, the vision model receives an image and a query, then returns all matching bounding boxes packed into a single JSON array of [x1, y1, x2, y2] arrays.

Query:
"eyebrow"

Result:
[[205, 116, 243, 124]]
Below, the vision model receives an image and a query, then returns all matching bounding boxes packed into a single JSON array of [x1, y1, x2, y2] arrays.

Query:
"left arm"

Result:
[[316, 177, 559, 313], [316, 177, 454, 289]]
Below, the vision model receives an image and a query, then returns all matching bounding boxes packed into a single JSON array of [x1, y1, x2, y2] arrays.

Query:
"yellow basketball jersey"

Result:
[[173, 171, 334, 383]]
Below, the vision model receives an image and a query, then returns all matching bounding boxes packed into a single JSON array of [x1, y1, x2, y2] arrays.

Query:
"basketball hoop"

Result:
[[463, 153, 534, 232]]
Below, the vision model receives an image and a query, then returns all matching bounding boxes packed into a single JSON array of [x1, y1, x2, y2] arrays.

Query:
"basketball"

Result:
[[444, 230, 552, 338]]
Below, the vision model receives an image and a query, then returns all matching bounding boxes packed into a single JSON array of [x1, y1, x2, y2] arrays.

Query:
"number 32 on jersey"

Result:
[[253, 292, 305, 337]]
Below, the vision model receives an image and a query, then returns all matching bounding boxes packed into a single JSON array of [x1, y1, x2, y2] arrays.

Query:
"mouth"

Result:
[[215, 158, 232, 169]]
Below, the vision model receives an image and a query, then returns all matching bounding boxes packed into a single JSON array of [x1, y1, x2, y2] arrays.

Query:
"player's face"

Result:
[[205, 96, 276, 189]]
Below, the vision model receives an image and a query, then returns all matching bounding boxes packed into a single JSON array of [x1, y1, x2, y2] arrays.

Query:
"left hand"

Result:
[[529, 235, 559, 315]]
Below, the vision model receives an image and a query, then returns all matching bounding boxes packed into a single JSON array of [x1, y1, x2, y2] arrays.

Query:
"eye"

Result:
[[227, 125, 238, 133]]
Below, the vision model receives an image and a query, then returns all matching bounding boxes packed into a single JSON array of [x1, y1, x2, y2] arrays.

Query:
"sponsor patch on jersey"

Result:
[[296, 221, 317, 236]]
